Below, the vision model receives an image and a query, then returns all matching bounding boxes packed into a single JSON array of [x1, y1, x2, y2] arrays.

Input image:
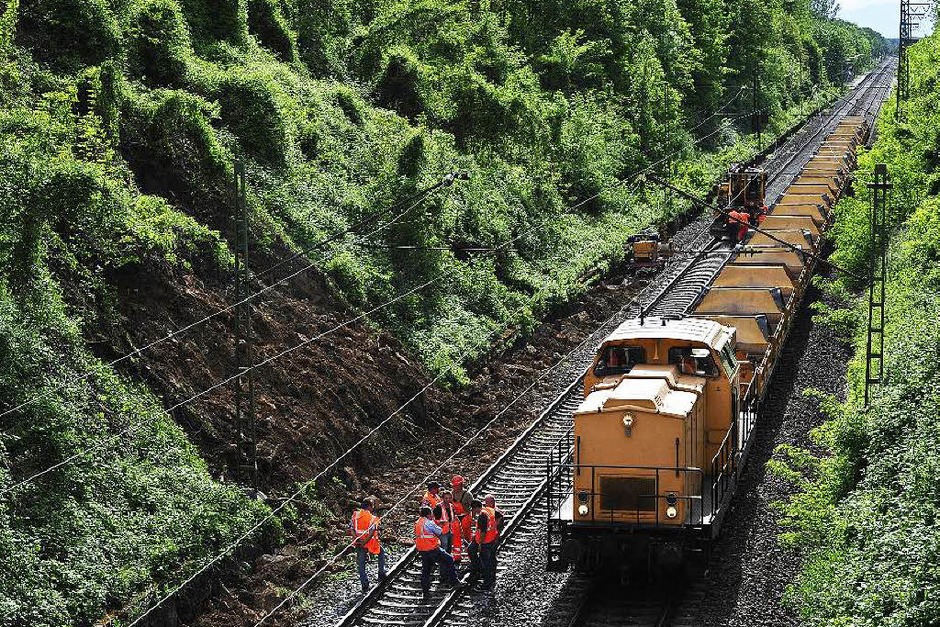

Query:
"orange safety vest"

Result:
[[475, 507, 498, 545], [423, 491, 445, 528], [439, 501, 456, 534], [422, 491, 442, 509], [729, 211, 749, 241], [351, 509, 381, 555], [415, 517, 440, 552]]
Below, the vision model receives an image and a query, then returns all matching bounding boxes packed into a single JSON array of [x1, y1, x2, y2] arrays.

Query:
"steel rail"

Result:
[[335, 377, 584, 627]]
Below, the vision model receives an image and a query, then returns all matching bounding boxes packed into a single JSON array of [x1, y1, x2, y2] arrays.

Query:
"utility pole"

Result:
[[864, 163, 891, 407], [233, 161, 258, 489], [897, 0, 931, 121]]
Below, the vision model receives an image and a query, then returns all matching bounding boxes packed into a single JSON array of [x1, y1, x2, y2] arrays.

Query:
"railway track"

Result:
[[326, 59, 895, 627], [560, 57, 896, 627]]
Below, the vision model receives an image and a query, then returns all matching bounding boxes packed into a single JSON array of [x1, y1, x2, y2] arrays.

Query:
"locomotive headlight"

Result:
[[577, 490, 589, 516], [665, 492, 678, 519], [622, 413, 634, 437]]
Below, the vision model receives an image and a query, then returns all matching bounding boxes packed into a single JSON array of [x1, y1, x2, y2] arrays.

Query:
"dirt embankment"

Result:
[[79, 244, 446, 492], [186, 265, 647, 627], [70, 225, 651, 626]]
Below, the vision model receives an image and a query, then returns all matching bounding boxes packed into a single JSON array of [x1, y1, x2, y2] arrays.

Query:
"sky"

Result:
[[838, 0, 935, 38]]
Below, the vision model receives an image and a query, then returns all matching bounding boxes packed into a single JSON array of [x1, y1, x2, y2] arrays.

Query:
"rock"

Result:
[[340, 466, 360, 492]]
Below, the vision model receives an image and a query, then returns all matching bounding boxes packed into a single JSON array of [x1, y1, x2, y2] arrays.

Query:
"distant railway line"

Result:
[[322, 58, 895, 627]]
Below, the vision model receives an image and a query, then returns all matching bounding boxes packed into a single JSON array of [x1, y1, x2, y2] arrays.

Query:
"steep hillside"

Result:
[[0, 0, 887, 625]]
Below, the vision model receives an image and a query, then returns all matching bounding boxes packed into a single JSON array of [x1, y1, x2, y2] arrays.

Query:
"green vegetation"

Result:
[[0, 0, 887, 624], [771, 30, 940, 626]]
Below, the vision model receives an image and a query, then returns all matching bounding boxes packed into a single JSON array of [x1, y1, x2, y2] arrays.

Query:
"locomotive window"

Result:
[[669, 347, 718, 377], [599, 476, 656, 512], [593, 345, 645, 377]]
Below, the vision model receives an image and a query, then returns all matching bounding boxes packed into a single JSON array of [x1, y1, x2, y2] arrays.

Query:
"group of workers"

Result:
[[725, 203, 768, 242], [350, 475, 504, 597]]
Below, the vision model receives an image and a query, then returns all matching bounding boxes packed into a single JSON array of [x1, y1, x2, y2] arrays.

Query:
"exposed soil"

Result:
[[186, 259, 655, 627]]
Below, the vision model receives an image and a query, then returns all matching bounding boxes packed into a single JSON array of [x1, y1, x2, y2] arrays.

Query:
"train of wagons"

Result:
[[546, 115, 870, 574]]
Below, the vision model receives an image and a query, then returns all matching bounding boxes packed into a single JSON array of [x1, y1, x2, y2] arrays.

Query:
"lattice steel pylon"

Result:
[[233, 162, 258, 488], [897, 0, 932, 121], [864, 163, 891, 407]]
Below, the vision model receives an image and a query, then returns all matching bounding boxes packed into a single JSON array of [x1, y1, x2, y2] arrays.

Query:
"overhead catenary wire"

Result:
[[186, 68, 898, 624], [108, 171, 653, 625], [250, 270, 654, 627], [16, 103, 764, 627], [7, 172, 608, 500], [0, 173, 463, 427], [259, 69, 899, 627]]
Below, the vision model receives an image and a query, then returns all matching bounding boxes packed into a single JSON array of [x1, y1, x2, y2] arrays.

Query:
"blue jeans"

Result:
[[356, 546, 386, 589], [479, 542, 497, 589], [440, 531, 453, 554], [419, 548, 458, 593]]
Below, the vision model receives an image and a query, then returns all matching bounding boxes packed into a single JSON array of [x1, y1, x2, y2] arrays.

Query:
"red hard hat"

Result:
[[451, 475, 464, 487]]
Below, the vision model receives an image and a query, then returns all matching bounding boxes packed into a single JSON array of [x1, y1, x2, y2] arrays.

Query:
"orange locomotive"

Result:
[[547, 116, 869, 575]]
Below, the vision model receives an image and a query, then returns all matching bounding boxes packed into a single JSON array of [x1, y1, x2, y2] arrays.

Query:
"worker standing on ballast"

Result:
[[467, 499, 484, 586], [415, 505, 459, 597], [472, 497, 500, 591], [350, 498, 386, 592], [439, 490, 457, 555], [450, 475, 474, 564], [483, 494, 505, 540]]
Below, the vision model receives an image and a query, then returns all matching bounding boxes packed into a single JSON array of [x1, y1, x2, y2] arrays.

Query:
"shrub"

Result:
[[178, 0, 247, 48], [294, 0, 354, 77], [127, 0, 192, 87], [121, 90, 233, 229], [217, 70, 291, 166], [375, 45, 424, 120], [15, 0, 120, 71], [247, 0, 296, 62]]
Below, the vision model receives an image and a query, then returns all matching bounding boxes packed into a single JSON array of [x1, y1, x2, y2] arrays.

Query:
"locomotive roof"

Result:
[[576, 367, 705, 418], [603, 316, 732, 349]]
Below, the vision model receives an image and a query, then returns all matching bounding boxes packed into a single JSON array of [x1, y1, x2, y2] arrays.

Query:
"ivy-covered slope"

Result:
[[773, 29, 940, 626], [0, 0, 887, 625], [2, 0, 887, 378]]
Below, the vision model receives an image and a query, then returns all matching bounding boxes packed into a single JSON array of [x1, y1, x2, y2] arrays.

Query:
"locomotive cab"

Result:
[[548, 317, 742, 573]]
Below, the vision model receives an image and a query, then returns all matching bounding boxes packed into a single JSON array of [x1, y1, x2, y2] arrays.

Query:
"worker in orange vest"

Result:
[[415, 505, 459, 596], [466, 499, 483, 586], [727, 210, 750, 242], [350, 498, 386, 592], [483, 494, 505, 540], [471, 498, 499, 591], [450, 475, 474, 565], [422, 481, 443, 524], [421, 481, 443, 510], [439, 490, 457, 555]]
